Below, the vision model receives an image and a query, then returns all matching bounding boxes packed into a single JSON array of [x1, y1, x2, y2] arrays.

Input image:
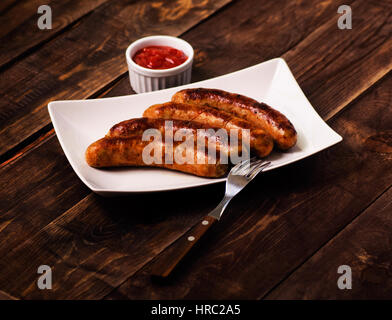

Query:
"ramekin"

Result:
[[125, 35, 194, 93]]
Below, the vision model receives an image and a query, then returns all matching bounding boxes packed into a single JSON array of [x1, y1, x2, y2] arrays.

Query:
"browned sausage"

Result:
[[172, 88, 297, 150], [143, 102, 273, 157], [106, 117, 241, 157], [85, 136, 228, 178], [108, 117, 217, 139], [86, 118, 234, 177]]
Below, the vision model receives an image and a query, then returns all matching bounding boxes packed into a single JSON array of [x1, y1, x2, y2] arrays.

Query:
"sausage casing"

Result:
[[85, 136, 228, 178], [107, 117, 241, 157], [86, 118, 234, 177], [143, 102, 273, 157], [172, 88, 297, 150]]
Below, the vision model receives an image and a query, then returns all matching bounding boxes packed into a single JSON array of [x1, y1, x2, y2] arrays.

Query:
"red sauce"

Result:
[[133, 46, 188, 69]]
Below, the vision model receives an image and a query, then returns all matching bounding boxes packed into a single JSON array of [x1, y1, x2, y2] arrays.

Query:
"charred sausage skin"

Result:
[[172, 88, 297, 150], [107, 117, 242, 157], [86, 118, 232, 177], [85, 136, 228, 178], [143, 102, 273, 157]]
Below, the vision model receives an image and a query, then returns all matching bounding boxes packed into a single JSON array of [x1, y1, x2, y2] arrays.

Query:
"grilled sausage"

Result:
[[108, 117, 216, 139], [143, 102, 273, 157], [107, 117, 241, 157], [85, 136, 228, 177], [86, 118, 236, 177], [172, 88, 297, 150]]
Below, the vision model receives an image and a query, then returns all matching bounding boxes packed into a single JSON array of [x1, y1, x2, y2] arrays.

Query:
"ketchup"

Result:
[[132, 46, 188, 69]]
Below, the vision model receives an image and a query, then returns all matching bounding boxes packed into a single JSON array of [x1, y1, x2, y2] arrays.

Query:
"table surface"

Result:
[[0, 0, 391, 300]]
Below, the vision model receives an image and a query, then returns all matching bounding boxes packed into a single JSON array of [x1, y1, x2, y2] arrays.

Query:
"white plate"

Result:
[[48, 58, 342, 196]]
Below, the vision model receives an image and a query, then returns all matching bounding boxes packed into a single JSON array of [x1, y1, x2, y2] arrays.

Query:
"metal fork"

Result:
[[151, 158, 271, 278]]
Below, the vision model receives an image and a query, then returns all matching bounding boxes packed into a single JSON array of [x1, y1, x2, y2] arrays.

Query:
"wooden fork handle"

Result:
[[150, 216, 217, 278]]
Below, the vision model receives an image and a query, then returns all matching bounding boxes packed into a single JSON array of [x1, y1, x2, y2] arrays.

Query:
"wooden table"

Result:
[[0, 0, 391, 300]]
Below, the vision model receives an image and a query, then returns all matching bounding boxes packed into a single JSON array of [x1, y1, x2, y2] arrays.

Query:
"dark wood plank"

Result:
[[0, 185, 223, 299], [282, 0, 392, 120], [0, 0, 232, 157], [0, 289, 18, 300], [0, 0, 355, 299], [0, 136, 90, 258], [0, 0, 17, 14], [266, 187, 392, 299], [150, 215, 217, 278], [106, 71, 392, 299], [0, 0, 110, 68], [0, 128, 54, 169], [181, 0, 355, 81], [1, 0, 47, 37]]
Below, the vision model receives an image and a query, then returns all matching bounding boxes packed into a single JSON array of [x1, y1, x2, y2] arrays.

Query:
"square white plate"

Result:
[[48, 58, 342, 196]]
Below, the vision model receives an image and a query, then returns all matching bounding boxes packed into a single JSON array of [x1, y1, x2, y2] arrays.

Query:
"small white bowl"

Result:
[[125, 35, 194, 93]]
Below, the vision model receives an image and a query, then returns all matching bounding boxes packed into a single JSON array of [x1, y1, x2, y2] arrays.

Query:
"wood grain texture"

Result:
[[0, 0, 110, 68], [0, 184, 224, 299], [0, 136, 90, 258], [0, 289, 18, 300], [106, 72, 392, 299], [0, 127, 54, 169], [266, 187, 392, 300], [0, 0, 232, 157], [0, 0, 17, 14], [0, 0, 391, 300], [0, 0, 357, 299], [1, 0, 50, 38], [182, 0, 354, 81], [282, 0, 392, 120], [150, 215, 217, 278]]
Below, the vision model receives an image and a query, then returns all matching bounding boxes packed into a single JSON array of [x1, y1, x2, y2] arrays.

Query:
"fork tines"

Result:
[[232, 157, 270, 178]]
